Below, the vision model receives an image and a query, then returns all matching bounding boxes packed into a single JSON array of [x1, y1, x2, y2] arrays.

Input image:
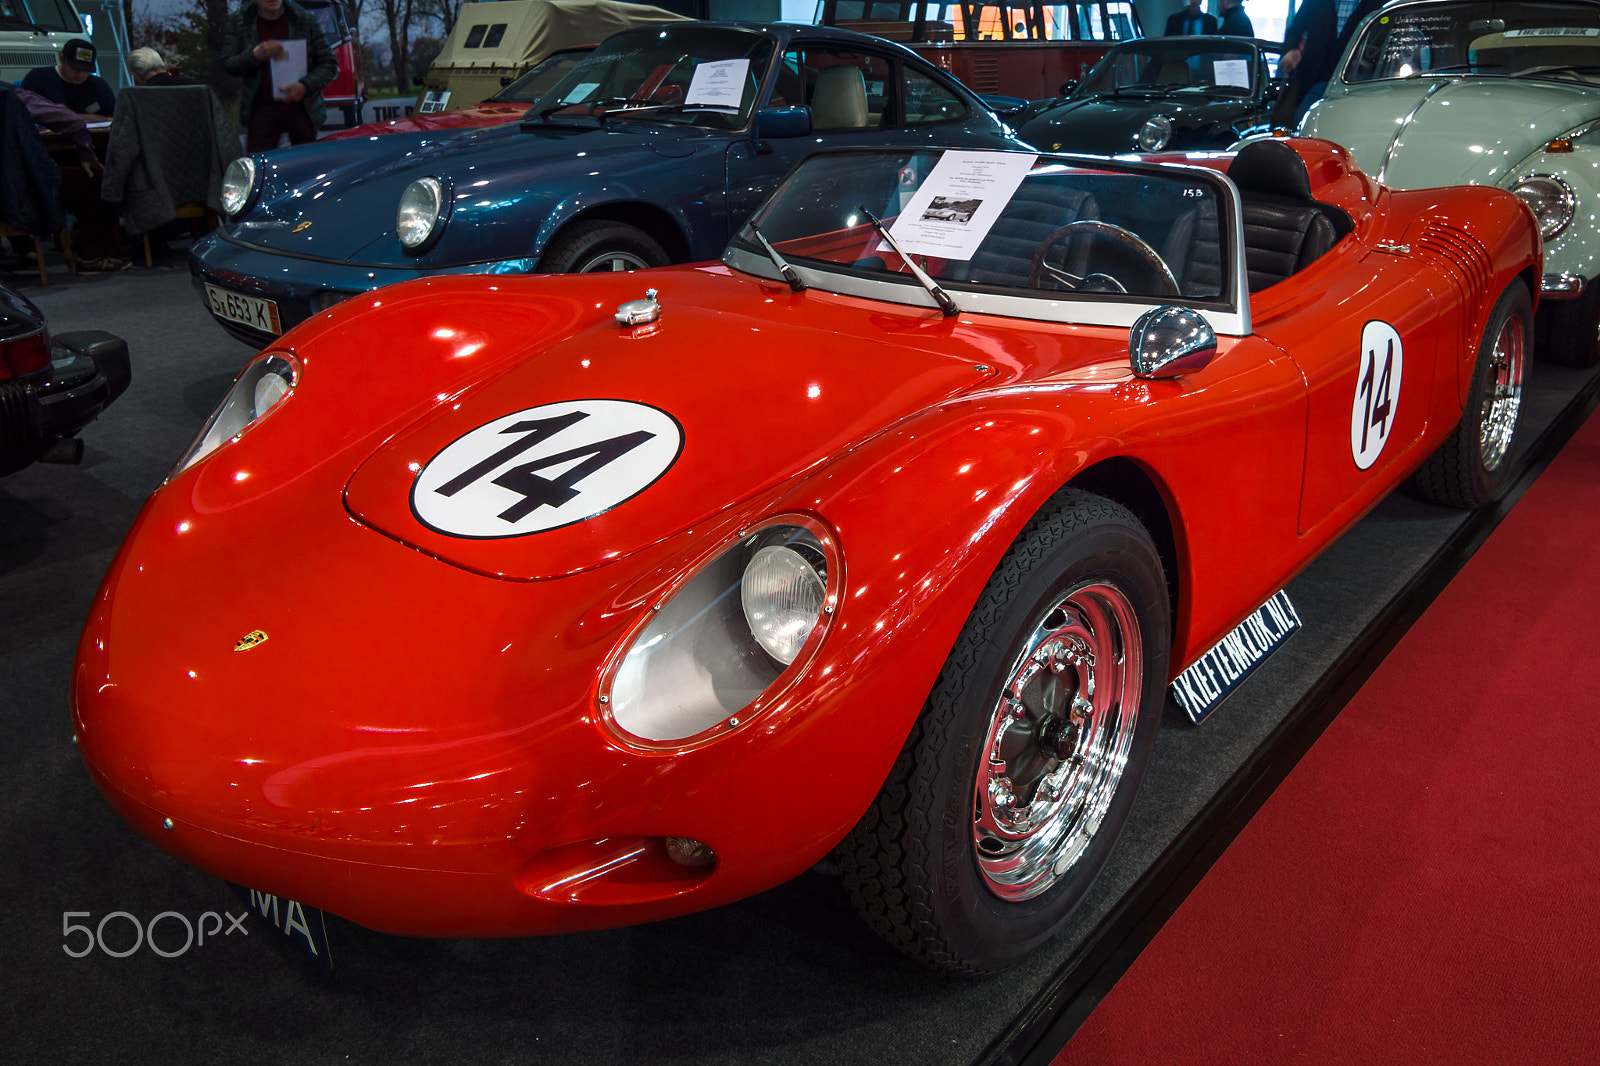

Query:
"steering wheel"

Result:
[[1027, 220, 1181, 297]]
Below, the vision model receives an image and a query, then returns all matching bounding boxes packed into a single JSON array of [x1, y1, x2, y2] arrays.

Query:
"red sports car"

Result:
[[74, 139, 1538, 972]]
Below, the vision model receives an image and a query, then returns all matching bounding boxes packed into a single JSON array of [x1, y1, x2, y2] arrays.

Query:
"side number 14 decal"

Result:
[[1351, 321, 1403, 471]]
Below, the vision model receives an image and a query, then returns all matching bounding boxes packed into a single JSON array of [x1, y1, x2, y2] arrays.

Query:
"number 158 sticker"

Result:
[[412, 400, 683, 538], [1351, 321, 1402, 470]]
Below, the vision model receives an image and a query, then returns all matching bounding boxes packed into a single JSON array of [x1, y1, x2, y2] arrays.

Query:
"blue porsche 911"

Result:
[[191, 21, 1024, 346]]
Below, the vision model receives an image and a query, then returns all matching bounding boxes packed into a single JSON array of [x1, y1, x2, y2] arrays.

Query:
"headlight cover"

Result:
[[1135, 116, 1173, 153], [397, 176, 448, 252], [172, 353, 298, 476], [219, 156, 259, 217], [1512, 174, 1576, 239], [606, 521, 838, 745]]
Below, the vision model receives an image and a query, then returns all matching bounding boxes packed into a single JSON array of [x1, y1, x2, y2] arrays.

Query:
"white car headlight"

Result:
[[607, 522, 837, 744], [219, 156, 259, 216], [1135, 116, 1173, 152], [397, 176, 447, 250], [172, 353, 297, 475], [1512, 175, 1576, 239]]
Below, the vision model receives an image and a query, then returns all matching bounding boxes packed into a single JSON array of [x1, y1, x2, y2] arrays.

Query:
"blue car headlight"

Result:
[[398, 176, 449, 252], [606, 521, 839, 744], [219, 156, 260, 217], [172, 353, 298, 476]]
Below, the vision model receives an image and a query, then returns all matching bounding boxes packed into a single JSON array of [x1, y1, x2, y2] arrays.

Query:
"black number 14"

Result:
[[1358, 339, 1395, 453], [435, 412, 655, 523]]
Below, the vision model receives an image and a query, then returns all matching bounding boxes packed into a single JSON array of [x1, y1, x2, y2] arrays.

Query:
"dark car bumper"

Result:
[[0, 331, 131, 475], [190, 234, 539, 348]]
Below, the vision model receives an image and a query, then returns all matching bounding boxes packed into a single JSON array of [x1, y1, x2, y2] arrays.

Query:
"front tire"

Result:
[[1411, 282, 1531, 509], [840, 490, 1170, 973], [538, 220, 669, 274]]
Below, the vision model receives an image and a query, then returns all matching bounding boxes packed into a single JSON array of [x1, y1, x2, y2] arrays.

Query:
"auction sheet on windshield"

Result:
[[684, 59, 750, 108], [886, 151, 1038, 260]]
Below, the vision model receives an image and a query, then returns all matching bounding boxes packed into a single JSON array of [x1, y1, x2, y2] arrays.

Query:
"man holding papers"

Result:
[[223, 0, 338, 152]]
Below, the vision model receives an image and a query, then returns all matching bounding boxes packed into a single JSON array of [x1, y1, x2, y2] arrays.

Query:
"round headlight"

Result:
[[173, 354, 297, 475], [1135, 116, 1173, 153], [397, 177, 446, 250], [608, 523, 836, 744], [219, 156, 258, 216], [1512, 175, 1576, 239], [741, 544, 828, 666]]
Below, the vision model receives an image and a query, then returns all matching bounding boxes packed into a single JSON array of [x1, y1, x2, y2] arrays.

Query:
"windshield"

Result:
[[529, 25, 776, 129], [490, 49, 593, 104], [1345, 1, 1600, 84], [728, 148, 1234, 322], [1080, 38, 1265, 96]]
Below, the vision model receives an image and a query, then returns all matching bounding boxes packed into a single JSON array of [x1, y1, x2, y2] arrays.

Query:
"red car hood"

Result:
[[324, 102, 528, 140], [342, 268, 999, 581]]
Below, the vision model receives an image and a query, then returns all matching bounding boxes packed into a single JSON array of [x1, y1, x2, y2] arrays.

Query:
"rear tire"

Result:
[[538, 220, 669, 274], [1411, 283, 1530, 508], [839, 490, 1169, 973]]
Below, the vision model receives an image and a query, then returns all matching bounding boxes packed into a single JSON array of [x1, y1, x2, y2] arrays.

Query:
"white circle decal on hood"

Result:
[[412, 400, 683, 538]]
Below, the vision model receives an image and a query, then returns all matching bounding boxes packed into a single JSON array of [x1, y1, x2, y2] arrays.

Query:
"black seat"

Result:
[[1228, 140, 1352, 292]]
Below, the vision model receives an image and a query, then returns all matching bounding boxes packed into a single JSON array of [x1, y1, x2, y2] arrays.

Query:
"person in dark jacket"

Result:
[[1165, 1, 1219, 36], [1270, 0, 1384, 126], [0, 84, 65, 243], [21, 38, 116, 119], [1219, 0, 1254, 37], [222, 0, 337, 152]]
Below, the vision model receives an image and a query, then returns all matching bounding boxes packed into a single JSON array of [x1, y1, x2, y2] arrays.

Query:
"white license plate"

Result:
[[205, 284, 282, 335]]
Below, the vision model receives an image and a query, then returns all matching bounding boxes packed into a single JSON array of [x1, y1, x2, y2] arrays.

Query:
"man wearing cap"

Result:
[[222, 0, 337, 152], [21, 38, 117, 119]]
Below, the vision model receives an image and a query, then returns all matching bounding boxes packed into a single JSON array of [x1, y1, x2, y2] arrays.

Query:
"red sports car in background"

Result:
[[74, 139, 1538, 971]]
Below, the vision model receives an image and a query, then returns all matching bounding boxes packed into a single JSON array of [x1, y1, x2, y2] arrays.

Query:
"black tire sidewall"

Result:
[[910, 496, 1169, 970], [1464, 283, 1533, 499], [538, 221, 669, 274]]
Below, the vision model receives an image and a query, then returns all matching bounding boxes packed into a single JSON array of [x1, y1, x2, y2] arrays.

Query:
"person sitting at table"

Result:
[[126, 48, 199, 88], [21, 38, 116, 120]]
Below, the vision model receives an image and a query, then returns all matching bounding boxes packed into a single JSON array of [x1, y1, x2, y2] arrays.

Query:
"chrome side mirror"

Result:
[[1129, 306, 1217, 379]]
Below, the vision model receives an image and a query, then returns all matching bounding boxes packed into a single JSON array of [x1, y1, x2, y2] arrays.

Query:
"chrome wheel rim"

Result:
[[578, 249, 652, 272], [1480, 311, 1526, 472], [972, 580, 1143, 901]]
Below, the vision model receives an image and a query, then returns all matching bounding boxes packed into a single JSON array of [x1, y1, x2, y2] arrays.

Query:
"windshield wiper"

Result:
[[747, 222, 805, 292], [857, 205, 959, 317]]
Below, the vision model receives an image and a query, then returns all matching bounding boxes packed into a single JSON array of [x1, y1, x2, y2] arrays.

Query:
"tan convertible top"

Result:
[[423, 0, 689, 109]]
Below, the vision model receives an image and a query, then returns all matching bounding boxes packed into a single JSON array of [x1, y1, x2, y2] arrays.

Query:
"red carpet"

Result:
[[1056, 406, 1600, 1065]]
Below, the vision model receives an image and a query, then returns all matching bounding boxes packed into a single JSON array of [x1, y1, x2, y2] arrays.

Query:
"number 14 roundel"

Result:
[[411, 400, 684, 538], [1350, 320, 1403, 471]]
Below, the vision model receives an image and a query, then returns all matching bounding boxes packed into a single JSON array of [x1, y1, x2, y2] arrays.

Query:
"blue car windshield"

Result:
[[1079, 39, 1263, 96], [530, 25, 776, 129], [1345, 1, 1600, 84]]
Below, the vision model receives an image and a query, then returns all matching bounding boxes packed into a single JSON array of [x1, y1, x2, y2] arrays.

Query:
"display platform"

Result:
[[4, 265, 1596, 1066]]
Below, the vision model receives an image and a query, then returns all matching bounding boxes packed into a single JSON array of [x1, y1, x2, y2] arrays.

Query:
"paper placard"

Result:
[[684, 58, 750, 109], [270, 39, 307, 100], [1213, 58, 1250, 88], [885, 150, 1037, 261]]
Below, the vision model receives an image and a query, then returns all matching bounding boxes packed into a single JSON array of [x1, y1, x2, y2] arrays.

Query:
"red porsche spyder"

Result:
[[73, 139, 1538, 972]]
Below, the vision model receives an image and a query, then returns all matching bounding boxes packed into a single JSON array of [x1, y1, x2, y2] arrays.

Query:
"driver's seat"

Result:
[[1228, 140, 1352, 291]]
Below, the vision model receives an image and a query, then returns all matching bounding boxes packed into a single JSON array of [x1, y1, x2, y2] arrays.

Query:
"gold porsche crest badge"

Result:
[[292, 221, 312, 233], [234, 630, 269, 652]]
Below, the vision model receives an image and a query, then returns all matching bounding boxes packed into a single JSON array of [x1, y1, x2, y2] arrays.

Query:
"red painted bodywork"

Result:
[[321, 101, 529, 141], [73, 141, 1540, 939]]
